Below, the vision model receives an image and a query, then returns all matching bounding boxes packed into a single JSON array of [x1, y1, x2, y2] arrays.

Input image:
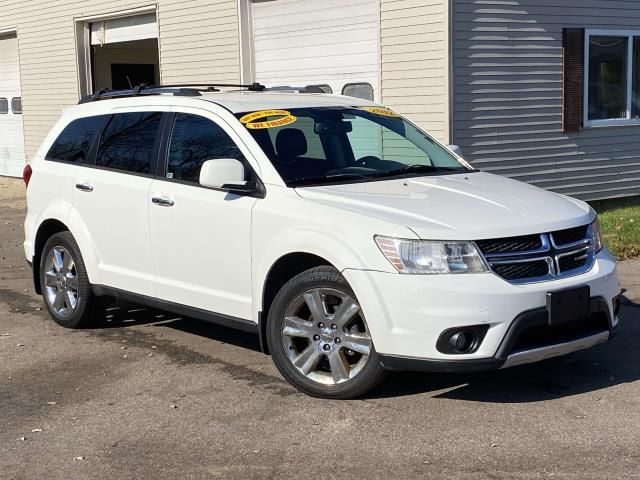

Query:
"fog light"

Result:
[[449, 331, 476, 353], [436, 325, 489, 355]]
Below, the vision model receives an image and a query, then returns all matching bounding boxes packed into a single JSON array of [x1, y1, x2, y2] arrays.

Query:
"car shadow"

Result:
[[368, 298, 640, 402], [160, 317, 261, 352], [86, 298, 640, 403], [88, 300, 262, 353]]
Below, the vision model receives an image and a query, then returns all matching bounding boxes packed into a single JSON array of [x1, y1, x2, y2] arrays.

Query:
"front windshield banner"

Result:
[[239, 109, 297, 129], [358, 106, 401, 118]]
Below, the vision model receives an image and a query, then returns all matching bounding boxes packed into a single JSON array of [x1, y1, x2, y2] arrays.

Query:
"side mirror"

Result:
[[199, 158, 251, 192], [447, 144, 464, 157]]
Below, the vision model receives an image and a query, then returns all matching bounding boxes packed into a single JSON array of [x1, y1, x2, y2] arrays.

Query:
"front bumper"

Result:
[[378, 297, 616, 372], [342, 249, 620, 372]]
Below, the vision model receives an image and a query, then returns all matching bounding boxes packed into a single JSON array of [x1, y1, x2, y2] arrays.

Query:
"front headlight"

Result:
[[591, 218, 603, 253], [375, 236, 489, 274]]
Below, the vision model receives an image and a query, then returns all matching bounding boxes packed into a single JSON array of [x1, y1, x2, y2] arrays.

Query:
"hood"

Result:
[[295, 172, 594, 240]]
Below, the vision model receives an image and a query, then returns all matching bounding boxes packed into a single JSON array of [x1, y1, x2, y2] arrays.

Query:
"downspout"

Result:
[[447, 0, 454, 145]]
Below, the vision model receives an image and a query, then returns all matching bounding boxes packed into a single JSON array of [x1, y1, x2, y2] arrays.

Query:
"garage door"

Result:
[[90, 13, 158, 45], [0, 33, 25, 177], [251, 0, 379, 99]]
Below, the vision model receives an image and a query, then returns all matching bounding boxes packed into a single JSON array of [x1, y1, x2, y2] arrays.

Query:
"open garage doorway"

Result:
[[77, 10, 160, 94], [92, 39, 159, 91]]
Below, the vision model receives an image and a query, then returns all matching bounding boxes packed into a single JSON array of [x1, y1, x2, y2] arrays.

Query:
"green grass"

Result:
[[597, 204, 640, 260]]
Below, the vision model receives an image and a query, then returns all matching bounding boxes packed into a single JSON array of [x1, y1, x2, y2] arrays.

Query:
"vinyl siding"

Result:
[[0, 0, 240, 161], [380, 0, 450, 142], [159, 0, 240, 84], [452, 0, 640, 201]]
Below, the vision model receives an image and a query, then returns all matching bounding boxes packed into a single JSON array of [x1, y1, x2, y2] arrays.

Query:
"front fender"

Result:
[[251, 226, 371, 324], [250, 187, 418, 323]]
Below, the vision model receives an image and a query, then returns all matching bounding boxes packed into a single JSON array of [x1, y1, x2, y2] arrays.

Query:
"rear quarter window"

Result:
[[46, 115, 109, 163]]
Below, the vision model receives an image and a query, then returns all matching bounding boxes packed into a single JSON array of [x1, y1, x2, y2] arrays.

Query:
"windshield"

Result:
[[234, 106, 473, 187]]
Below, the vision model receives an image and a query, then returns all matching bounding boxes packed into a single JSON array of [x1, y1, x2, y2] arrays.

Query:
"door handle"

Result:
[[75, 183, 94, 192], [151, 196, 175, 207]]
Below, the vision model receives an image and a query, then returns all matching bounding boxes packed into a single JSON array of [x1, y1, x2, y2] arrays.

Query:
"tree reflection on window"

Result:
[[167, 113, 246, 183], [97, 112, 162, 174]]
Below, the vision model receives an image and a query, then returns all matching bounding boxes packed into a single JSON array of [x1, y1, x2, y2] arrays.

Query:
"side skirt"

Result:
[[91, 285, 259, 335]]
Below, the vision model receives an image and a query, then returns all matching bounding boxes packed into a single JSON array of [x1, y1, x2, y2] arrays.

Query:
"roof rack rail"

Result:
[[78, 82, 266, 104], [157, 82, 266, 92], [263, 85, 329, 93]]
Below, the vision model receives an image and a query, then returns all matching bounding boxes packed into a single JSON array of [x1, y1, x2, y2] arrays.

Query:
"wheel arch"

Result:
[[32, 213, 100, 295], [32, 219, 70, 294], [259, 252, 336, 354]]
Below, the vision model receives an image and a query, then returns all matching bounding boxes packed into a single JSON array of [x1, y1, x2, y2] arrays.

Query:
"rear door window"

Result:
[[96, 112, 162, 174], [46, 115, 109, 163]]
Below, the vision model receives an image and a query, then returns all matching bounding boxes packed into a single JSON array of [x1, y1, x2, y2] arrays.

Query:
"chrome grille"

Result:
[[476, 234, 542, 255], [493, 260, 550, 281], [558, 247, 590, 271], [551, 225, 589, 247], [476, 224, 595, 284]]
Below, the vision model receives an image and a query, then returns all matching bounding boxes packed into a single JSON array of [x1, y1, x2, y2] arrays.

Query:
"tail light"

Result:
[[23, 164, 32, 188]]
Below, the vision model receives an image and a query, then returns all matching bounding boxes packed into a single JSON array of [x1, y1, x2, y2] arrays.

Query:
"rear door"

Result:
[[148, 109, 258, 319], [72, 109, 165, 296]]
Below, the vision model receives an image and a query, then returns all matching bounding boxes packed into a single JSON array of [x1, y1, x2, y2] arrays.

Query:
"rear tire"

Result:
[[40, 231, 100, 328], [267, 266, 386, 399]]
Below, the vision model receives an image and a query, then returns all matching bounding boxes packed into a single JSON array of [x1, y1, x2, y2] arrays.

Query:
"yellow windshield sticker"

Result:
[[239, 109, 297, 129], [359, 106, 401, 118]]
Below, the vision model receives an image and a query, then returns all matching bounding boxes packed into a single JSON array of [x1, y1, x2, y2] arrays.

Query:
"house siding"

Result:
[[452, 0, 640, 201], [159, 0, 240, 85], [380, 0, 450, 142], [0, 0, 240, 161]]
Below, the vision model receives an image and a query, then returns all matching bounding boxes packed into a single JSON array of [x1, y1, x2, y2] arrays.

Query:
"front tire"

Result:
[[40, 231, 99, 329], [267, 266, 386, 399]]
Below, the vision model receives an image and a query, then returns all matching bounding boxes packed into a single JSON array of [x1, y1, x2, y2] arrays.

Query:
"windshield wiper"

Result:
[[373, 164, 441, 177], [289, 165, 473, 187], [289, 173, 373, 187], [373, 164, 472, 178]]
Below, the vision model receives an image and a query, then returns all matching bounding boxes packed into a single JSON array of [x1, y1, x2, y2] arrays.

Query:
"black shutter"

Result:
[[562, 28, 585, 133]]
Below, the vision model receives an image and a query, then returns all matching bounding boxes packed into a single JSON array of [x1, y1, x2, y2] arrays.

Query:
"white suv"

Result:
[[23, 84, 621, 399]]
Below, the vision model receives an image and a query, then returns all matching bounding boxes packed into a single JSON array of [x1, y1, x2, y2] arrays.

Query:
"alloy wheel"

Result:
[[281, 288, 372, 385], [43, 246, 80, 318]]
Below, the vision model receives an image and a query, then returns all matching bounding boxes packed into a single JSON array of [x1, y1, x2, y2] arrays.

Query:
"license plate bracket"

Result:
[[546, 286, 590, 326]]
